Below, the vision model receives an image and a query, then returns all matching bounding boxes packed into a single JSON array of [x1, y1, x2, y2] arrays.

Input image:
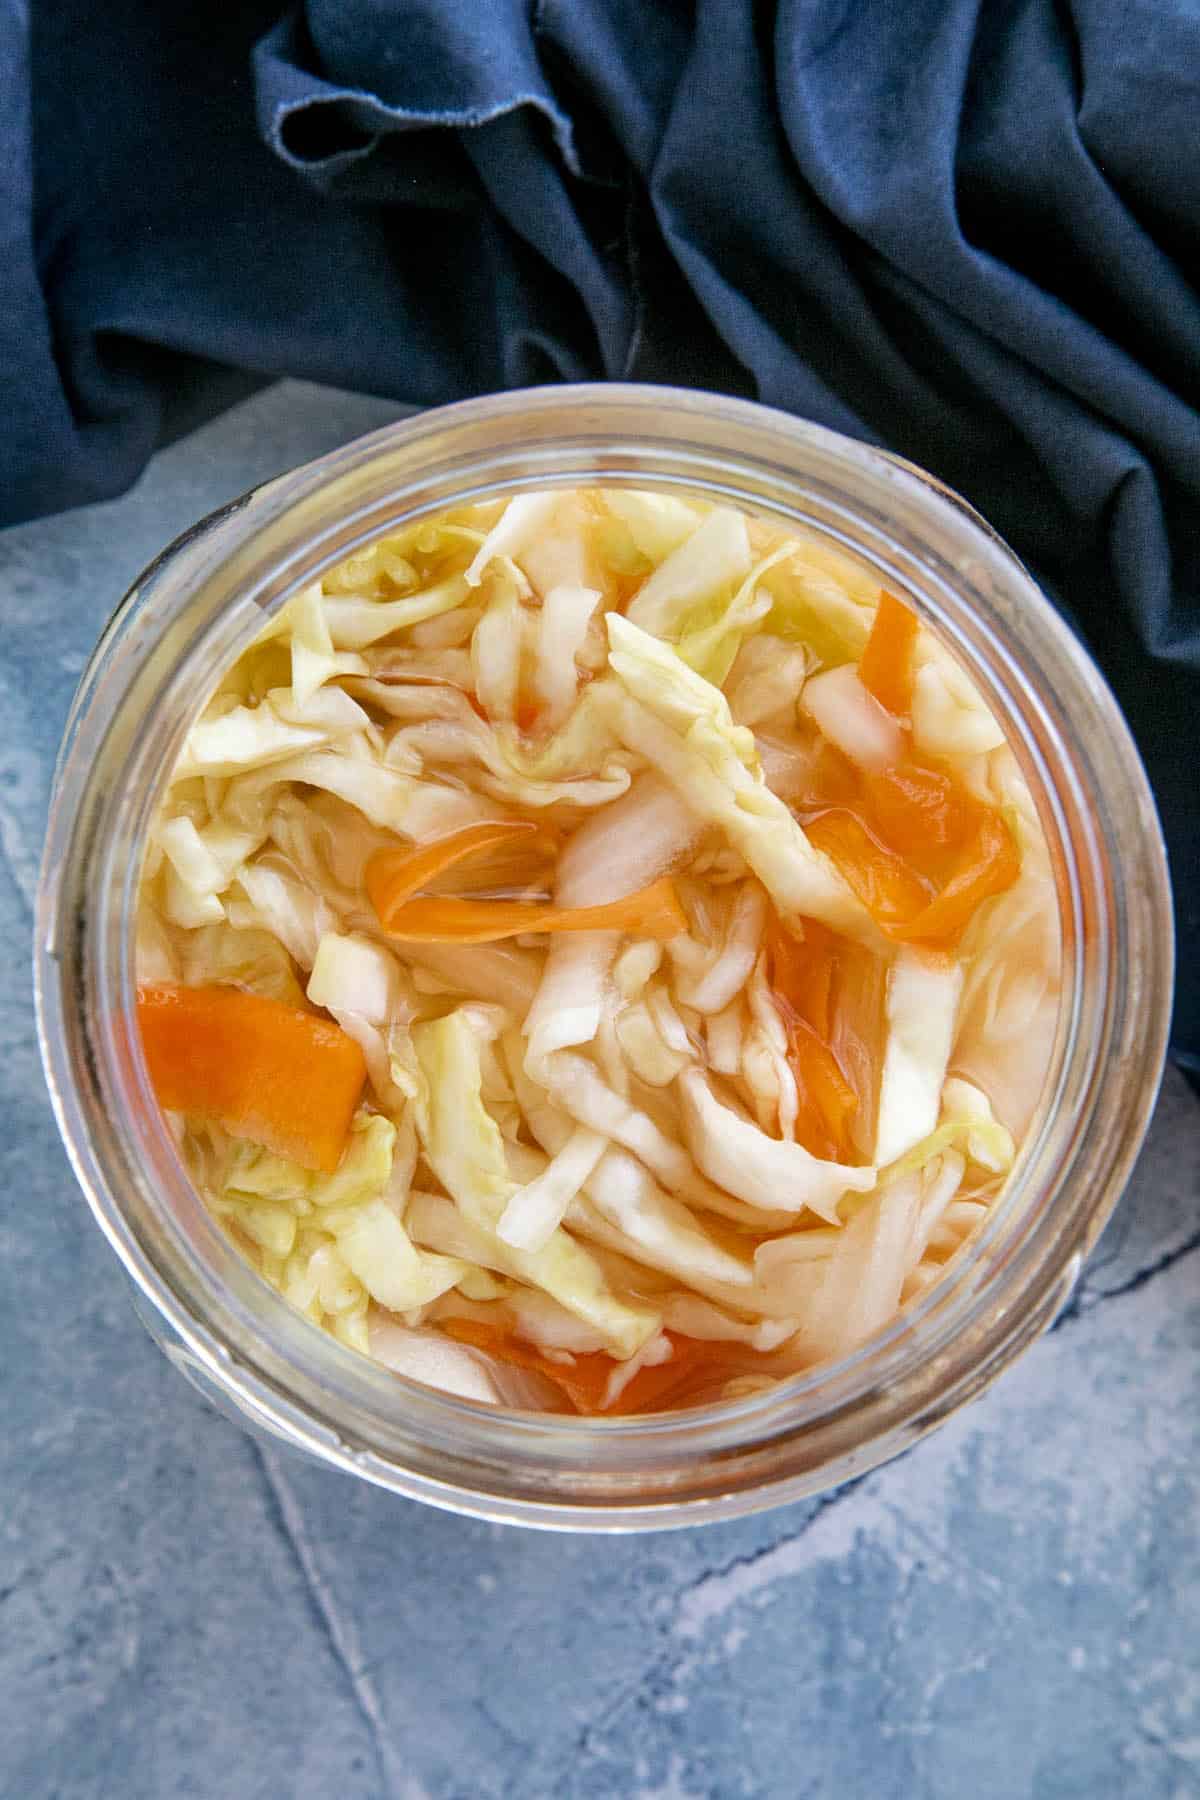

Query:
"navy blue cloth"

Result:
[[6, 0, 1199, 1071]]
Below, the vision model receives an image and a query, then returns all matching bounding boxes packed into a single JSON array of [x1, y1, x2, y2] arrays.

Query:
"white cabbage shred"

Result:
[[801, 663, 905, 772], [139, 486, 1058, 1415]]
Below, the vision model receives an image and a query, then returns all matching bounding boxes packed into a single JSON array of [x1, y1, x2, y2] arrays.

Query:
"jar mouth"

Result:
[[34, 383, 1174, 1527]]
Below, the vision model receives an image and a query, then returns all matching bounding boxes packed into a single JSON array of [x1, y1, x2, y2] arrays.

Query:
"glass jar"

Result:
[[34, 385, 1173, 1530]]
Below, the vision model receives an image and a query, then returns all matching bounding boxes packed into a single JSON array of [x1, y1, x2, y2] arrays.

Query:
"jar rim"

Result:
[[34, 383, 1174, 1527]]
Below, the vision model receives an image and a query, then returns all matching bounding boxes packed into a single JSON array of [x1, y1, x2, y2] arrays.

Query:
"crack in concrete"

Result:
[[672, 1480, 865, 1640], [1053, 1226, 1200, 1332], [248, 1439, 398, 1797], [542, 1479, 869, 1791], [247, 1156, 1197, 1796]]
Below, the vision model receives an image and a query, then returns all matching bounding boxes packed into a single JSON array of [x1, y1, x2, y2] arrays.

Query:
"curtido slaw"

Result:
[[135, 486, 1059, 1415]]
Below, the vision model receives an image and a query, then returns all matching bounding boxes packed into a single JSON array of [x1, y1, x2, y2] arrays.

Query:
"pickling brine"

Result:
[[135, 486, 1060, 1415]]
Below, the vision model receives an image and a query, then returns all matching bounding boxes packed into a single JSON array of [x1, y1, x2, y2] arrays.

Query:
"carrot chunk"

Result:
[[366, 820, 544, 925], [891, 810, 1021, 946], [137, 983, 366, 1173], [862, 761, 979, 855], [807, 804, 1018, 948], [858, 590, 919, 720], [788, 1018, 859, 1154], [439, 1320, 719, 1415], [805, 809, 933, 933], [372, 875, 687, 944], [766, 914, 859, 1158], [767, 914, 835, 1040]]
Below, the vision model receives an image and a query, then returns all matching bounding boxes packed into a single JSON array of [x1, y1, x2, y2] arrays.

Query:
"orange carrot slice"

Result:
[[808, 799, 1019, 949], [439, 1320, 718, 1415], [891, 810, 1020, 946], [859, 590, 919, 720], [766, 915, 859, 1158], [588, 1335, 718, 1415], [767, 914, 836, 1041], [373, 875, 687, 944], [862, 761, 979, 855], [788, 1018, 858, 1153], [366, 821, 544, 925], [137, 984, 366, 1173], [442, 1317, 621, 1412], [805, 810, 933, 933]]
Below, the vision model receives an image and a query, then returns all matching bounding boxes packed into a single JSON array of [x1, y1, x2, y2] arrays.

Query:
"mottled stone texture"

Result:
[[3, 386, 1197, 1800]]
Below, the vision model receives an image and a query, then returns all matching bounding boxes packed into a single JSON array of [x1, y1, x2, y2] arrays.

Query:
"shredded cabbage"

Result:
[[894, 1079, 1016, 1177], [534, 584, 603, 726], [801, 663, 905, 771], [285, 585, 369, 702], [555, 771, 699, 907], [307, 931, 414, 1110], [875, 951, 964, 1167], [679, 1069, 875, 1223], [178, 922, 305, 1006], [745, 951, 799, 1141], [705, 996, 744, 1075], [904, 1151, 969, 1272], [797, 1171, 924, 1363], [761, 548, 875, 664], [537, 1050, 695, 1190], [496, 1126, 608, 1253], [572, 1149, 757, 1295], [661, 1294, 798, 1352], [521, 772, 701, 1065], [911, 642, 1006, 757], [308, 930, 403, 1022], [211, 1114, 464, 1350], [411, 1011, 658, 1356], [470, 565, 525, 723], [230, 858, 339, 969], [727, 634, 811, 728], [600, 490, 704, 562], [613, 938, 664, 1000], [321, 574, 470, 650], [178, 685, 372, 780], [368, 1316, 557, 1406], [385, 701, 633, 810], [675, 547, 789, 686], [604, 618, 879, 941], [625, 507, 752, 638], [464, 492, 560, 587], [673, 881, 766, 1014], [140, 482, 1056, 1415], [614, 1000, 692, 1087]]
